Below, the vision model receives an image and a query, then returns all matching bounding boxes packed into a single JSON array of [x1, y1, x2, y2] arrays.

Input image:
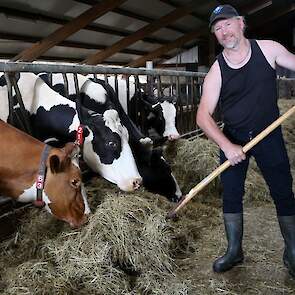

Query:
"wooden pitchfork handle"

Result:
[[167, 105, 295, 219]]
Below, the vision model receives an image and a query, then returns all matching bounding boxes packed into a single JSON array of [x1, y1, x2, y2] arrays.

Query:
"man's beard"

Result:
[[221, 36, 239, 49]]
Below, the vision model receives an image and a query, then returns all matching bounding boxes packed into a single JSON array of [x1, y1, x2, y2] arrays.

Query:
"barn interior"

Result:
[[0, 0, 293, 70], [0, 0, 294, 294]]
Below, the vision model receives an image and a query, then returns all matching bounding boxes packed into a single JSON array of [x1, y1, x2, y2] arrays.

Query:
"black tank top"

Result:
[[217, 39, 279, 134]]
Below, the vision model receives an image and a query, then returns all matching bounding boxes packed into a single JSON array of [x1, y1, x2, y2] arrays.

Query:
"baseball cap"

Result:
[[209, 5, 240, 29]]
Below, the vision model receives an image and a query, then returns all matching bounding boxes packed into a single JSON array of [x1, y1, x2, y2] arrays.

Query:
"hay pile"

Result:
[[0, 190, 195, 295], [0, 99, 293, 295], [0, 142, 222, 294], [165, 138, 220, 196]]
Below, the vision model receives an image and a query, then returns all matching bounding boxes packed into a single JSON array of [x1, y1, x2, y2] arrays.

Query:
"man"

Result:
[[196, 4, 295, 277]]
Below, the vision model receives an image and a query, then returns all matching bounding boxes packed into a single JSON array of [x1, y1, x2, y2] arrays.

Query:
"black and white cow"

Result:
[[0, 73, 142, 192], [100, 75, 180, 142], [40, 73, 182, 202]]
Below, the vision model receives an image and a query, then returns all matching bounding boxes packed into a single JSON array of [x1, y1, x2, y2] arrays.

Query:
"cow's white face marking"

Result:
[[81, 184, 91, 214], [139, 137, 153, 146], [103, 109, 129, 141], [81, 80, 107, 104], [160, 101, 180, 139]]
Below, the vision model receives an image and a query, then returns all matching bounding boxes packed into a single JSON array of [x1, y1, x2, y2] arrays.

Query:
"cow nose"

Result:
[[133, 177, 142, 190], [118, 177, 142, 192], [69, 214, 89, 229], [168, 134, 180, 141]]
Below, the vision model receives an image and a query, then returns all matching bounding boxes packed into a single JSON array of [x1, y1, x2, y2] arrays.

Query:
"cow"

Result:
[[129, 90, 180, 142], [39, 73, 182, 202], [101, 75, 180, 141], [0, 119, 90, 228], [0, 73, 142, 192]]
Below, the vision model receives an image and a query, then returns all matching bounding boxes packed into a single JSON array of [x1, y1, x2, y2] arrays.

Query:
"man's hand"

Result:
[[222, 143, 246, 166]]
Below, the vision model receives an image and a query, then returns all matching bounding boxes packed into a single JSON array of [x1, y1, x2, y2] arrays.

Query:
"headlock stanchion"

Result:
[[167, 105, 295, 219]]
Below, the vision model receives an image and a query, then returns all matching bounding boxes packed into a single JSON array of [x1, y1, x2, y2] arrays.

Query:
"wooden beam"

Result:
[[0, 5, 169, 46], [127, 27, 207, 68], [240, 0, 272, 15], [11, 0, 127, 62], [0, 31, 173, 58], [74, 0, 188, 34], [82, 1, 203, 65]]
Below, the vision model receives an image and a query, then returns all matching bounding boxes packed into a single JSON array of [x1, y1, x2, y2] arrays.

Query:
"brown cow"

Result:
[[0, 120, 90, 228]]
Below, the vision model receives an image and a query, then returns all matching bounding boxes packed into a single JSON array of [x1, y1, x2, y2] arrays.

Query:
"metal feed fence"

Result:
[[0, 61, 206, 137]]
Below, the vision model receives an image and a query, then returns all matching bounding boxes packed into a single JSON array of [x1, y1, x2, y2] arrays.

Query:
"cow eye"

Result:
[[107, 141, 117, 149], [71, 179, 80, 188]]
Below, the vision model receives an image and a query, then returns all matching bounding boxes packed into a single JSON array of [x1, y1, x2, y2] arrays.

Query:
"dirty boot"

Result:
[[278, 215, 295, 278], [213, 213, 244, 273]]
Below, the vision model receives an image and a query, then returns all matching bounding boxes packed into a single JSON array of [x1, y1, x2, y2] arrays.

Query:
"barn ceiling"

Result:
[[0, 0, 293, 67]]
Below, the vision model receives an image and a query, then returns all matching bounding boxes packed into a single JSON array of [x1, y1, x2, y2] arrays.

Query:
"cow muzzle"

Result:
[[118, 177, 142, 192], [168, 133, 180, 141], [67, 214, 89, 229]]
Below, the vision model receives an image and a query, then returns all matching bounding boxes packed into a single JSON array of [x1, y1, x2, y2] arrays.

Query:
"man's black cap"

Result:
[[209, 5, 239, 29]]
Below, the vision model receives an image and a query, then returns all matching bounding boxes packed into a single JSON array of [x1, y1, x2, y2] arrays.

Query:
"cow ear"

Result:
[[63, 142, 80, 158], [48, 144, 74, 174], [49, 154, 62, 174], [63, 142, 75, 155]]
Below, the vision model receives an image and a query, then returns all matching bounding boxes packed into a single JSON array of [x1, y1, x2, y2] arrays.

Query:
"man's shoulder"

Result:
[[256, 39, 281, 50], [254, 39, 287, 68], [207, 60, 221, 78], [210, 60, 221, 72], [204, 61, 222, 87]]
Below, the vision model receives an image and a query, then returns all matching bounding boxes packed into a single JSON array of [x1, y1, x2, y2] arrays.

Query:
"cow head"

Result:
[[81, 107, 142, 192], [138, 92, 180, 141], [132, 140, 182, 202], [44, 142, 90, 228]]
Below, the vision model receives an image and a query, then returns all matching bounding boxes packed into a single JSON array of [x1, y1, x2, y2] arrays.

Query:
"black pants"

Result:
[[220, 126, 295, 216]]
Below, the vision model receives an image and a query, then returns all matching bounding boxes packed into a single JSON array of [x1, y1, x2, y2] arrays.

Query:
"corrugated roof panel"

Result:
[[120, 0, 174, 19], [94, 11, 147, 31]]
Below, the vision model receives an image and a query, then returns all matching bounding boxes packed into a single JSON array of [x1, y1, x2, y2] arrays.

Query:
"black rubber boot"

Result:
[[213, 213, 244, 273], [277, 215, 295, 278]]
